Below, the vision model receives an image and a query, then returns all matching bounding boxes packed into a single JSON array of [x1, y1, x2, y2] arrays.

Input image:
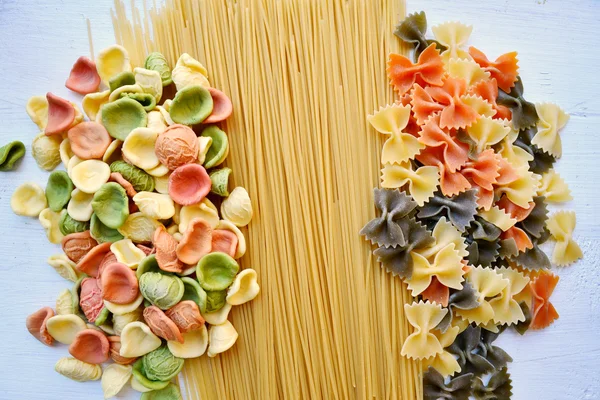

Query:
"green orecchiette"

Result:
[[110, 160, 155, 192], [101, 97, 148, 141], [0, 141, 25, 171], [109, 71, 136, 92], [205, 289, 227, 313], [181, 277, 208, 314], [141, 383, 183, 400], [169, 85, 213, 125], [201, 125, 229, 168], [144, 52, 173, 86], [209, 167, 232, 197], [91, 182, 129, 229], [59, 211, 90, 236], [139, 272, 184, 310], [121, 92, 157, 111], [196, 252, 240, 291], [90, 213, 125, 243], [46, 171, 74, 211], [142, 345, 185, 382]]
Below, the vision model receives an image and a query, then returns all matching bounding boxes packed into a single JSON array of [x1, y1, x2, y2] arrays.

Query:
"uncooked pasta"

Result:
[[112, 0, 422, 399]]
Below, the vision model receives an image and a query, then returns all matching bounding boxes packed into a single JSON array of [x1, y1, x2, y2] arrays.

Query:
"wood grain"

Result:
[[0, 0, 597, 399]]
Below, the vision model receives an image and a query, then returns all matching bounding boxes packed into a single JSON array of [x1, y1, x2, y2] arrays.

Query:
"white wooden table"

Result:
[[0, 0, 598, 399]]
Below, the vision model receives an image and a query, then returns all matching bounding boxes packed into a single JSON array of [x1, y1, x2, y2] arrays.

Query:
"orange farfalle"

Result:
[[420, 277, 450, 307], [417, 146, 471, 196], [460, 149, 500, 191], [387, 44, 445, 96], [530, 271, 560, 330], [460, 149, 500, 209], [496, 196, 534, 221], [418, 114, 469, 172], [494, 154, 520, 185], [501, 226, 533, 252], [412, 77, 479, 129], [469, 78, 512, 120], [469, 47, 519, 92]]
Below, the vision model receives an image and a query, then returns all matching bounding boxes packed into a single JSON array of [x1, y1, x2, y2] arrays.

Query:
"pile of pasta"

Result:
[[15, 45, 259, 399], [361, 11, 582, 399]]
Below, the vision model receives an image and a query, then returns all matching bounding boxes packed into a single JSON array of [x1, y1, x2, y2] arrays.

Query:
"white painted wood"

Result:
[[0, 0, 597, 398]]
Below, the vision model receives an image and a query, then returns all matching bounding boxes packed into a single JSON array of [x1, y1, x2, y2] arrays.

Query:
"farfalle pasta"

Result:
[[362, 12, 582, 396]]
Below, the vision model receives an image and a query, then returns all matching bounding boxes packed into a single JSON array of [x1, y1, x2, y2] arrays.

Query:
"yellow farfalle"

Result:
[[538, 169, 572, 203], [496, 128, 533, 169], [532, 103, 569, 158], [381, 162, 439, 206], [496, 166, 540, 209], [432, 21, 473, 65], [466, 116, 510, 154], [401, 301, 447, 360], [422, 326, 461, 377], [456, 266, 509, 325], [546, 211, 582, 266], [479, 205, 517, 231], [461, 95, 495, 118], [447, 58, 490, 87], [408, 244, 464, 296], [367, 104, 424, 165], [489, 267, 530, 325], [415, 217, 469, 260]]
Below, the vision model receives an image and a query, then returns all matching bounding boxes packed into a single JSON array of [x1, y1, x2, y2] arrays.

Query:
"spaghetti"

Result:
[[112, 0, 419, 399]]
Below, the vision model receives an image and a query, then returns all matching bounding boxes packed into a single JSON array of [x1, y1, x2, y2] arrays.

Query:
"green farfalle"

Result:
[[209, 167, 232, 197], [109, 71, 136, 92], [393, 11, 447, 62], [0, 141, 25, 171], [132, 359, 170, 391], [110, 160, 155, 192], [196, 252, 239, 291], [513, 127, 556, 174], [201, 125, 229, 168], [169, 85, 213, 125], [181, 277, 208, 314], [360, 188, 418, 248], [90, 213, 124, 243], [141, 383, 183, 400], [46, 171, 74, 211], [139, 272, 184, 310], [205, 289, 227, 313], [59, 211, 89, 236], [91, 183, 129, 229], [417, 189, 478, 233], [145, 52, 173, 87], [435, 281, 481, 333], [120, 92, 156, 112], [497, 77, 538, 131], [423, 367, 473, 400], [373, 218, 434, 279], [142, 346, 185, 382], [101, 97, 148, 141], [465, 217, 502, 268], [472, 368, 513, 400]]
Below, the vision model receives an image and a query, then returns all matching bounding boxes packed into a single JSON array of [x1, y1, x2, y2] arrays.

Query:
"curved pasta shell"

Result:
[[55, 357, 102, 382], [172, 53, 210, 90], [48, 254, 80, 282], [203, 303, 232, 326], [122, 128, 160, 170], [96, 44, 131, 83], [11, 182, 47, 217], [119, 321, 162, 358], [39, 208, 65, 244], [167, 325, 208, 358], [104, 292, 144, 316], [101, 364, 132, 399], [220, 187, 253, 227], [26, 95, 49, 130], [133, 191, 175, 220], [70, 160, 111, 194], [82, 90, 110, 121], [32, 133, 62, 171], [134, 67, 163, 102], [216, 220, 246, 259], [110, 239, 147, 269], [207, 320, 238, 357], [226, 269, 260, 306]]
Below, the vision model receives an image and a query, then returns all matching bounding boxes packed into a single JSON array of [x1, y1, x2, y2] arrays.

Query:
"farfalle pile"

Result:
[[362, 11, 582, 399]]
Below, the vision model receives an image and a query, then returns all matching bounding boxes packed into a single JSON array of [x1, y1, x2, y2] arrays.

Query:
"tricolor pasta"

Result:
[[362, 10, 583, 398]]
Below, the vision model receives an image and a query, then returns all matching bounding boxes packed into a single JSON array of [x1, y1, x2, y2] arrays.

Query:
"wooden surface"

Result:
[[0, 0, 598, 399]]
